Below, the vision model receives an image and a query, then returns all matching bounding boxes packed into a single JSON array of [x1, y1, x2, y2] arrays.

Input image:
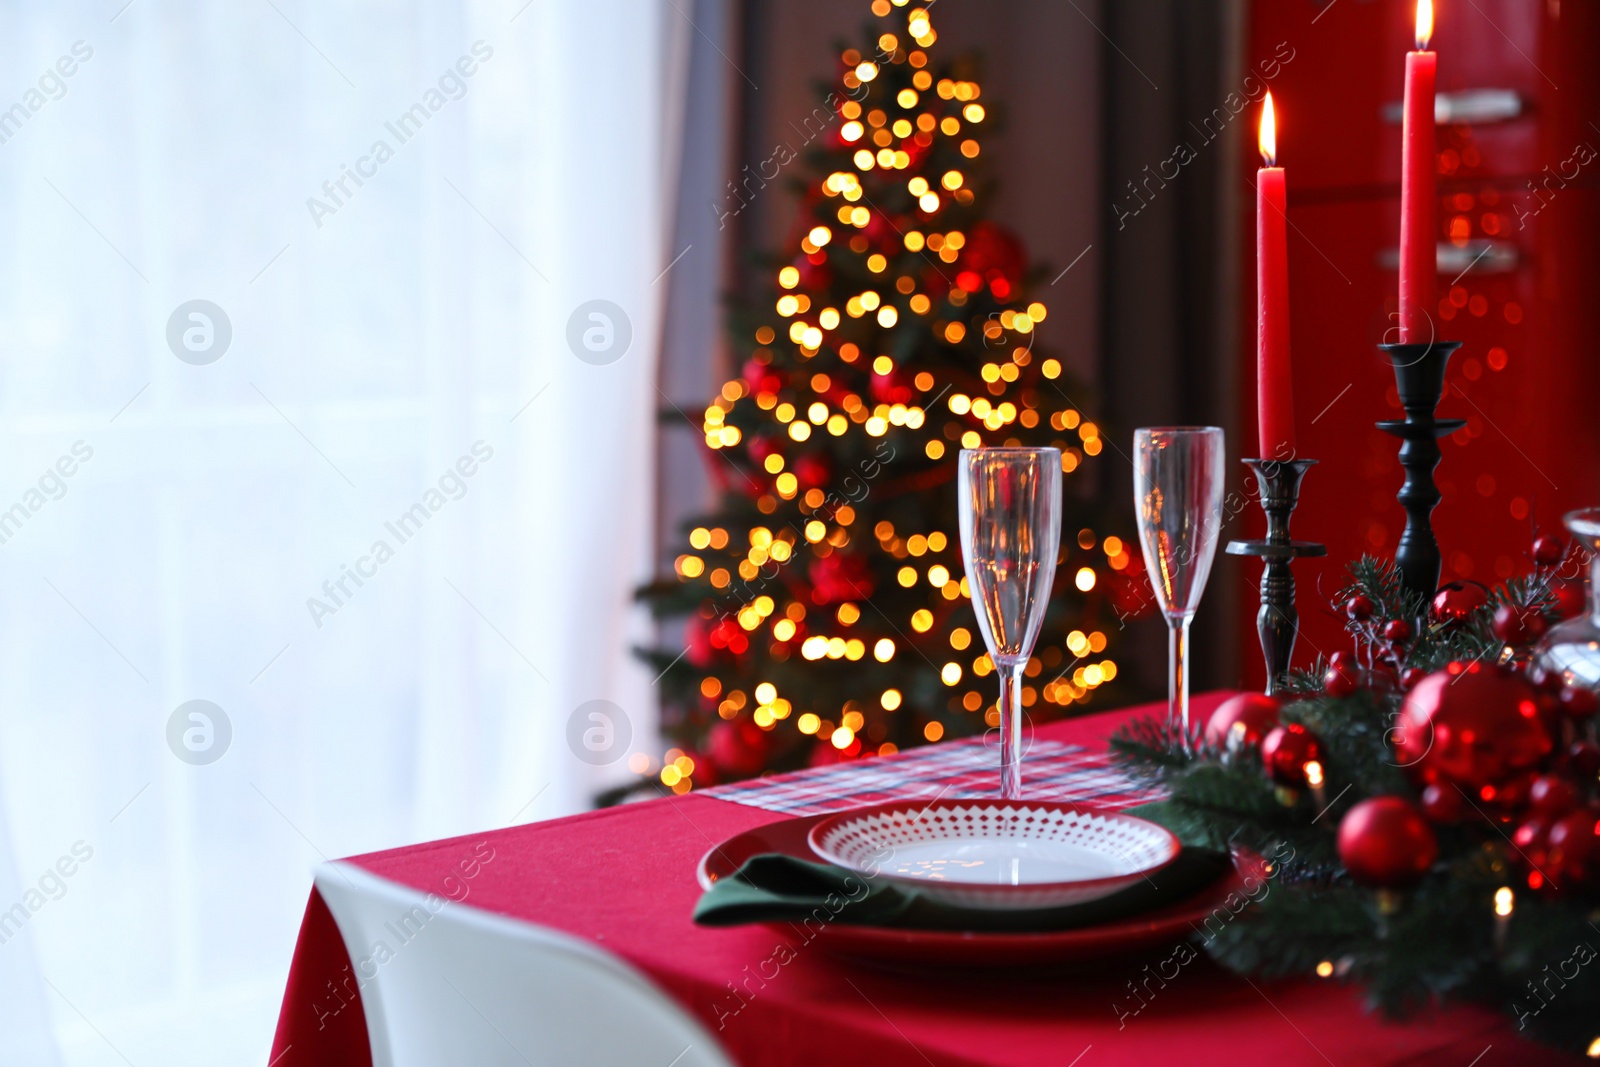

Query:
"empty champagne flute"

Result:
[[958, 447, 1062, 800], [1133, 427, 1226, 747]]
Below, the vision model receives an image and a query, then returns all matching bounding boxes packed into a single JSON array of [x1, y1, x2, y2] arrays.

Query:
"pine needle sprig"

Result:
[[1108, 715, 1205, 783]]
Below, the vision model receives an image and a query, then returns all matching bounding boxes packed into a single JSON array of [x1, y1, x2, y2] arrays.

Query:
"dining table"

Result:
[[268, 691, 1576, 1066]]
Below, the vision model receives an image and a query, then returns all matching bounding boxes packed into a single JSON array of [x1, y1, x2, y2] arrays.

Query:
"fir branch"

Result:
[[1108, 715, 1203, 783], [1338, 555, 1427, 625]]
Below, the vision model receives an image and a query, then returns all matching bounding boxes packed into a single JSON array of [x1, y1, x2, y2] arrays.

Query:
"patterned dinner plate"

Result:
[[807, 799, 1183, 910], [698, 808, 1257, 969]]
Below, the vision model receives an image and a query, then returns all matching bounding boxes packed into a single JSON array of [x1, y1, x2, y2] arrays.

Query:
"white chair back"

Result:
[[315, 861, 735, 1067]]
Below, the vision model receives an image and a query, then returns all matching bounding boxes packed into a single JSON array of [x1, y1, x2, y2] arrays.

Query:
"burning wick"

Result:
[[1494, 886, 1514, 953], [1304, 760, 1326, 809]]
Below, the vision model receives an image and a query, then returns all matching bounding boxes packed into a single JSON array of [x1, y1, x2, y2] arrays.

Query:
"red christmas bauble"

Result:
[[1490, 770, 1537, 811], [1570, 740, 1600, 780], [1337, 796, 1438, 888], [792, 453, 832, 488], [956, 221, 1026, 289], [1561, 686, 1600, 720], [707, 616, 750, 658], [1394, 663, 1552, 786], [794, 255, 831, 292], [683, 750, 719, 788], [1204, 693, 1281, 748], [1383, 619, 1413, 644], [1431, 581, 1487, 625], [1531, 534, 1565, 567], [1545, 810, 1600, 885], [742, 358, 781, 396], [869, 367, 915, 405], [1493, 602, 1549, 645], [1345, 594, 1375, 621], [1419, 781, 1463, 822], [1529, 774, 1581, 817], [1550, 578, 1586, 621], [1323, 663, 1358, 697], [808, 552, 873, 604], [709, 718, 773, 779], [862, 210, 894, 247], [809, 739, 848, 767], [1261, 723, 1323, 785], [683, 615, 715, 670], [1532, 667, 1566, 694], [1513, 817, 1551, 870]]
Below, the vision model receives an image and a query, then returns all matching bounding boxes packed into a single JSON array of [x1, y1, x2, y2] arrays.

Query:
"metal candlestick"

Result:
[[1226, 458, 1326, 696], [1377, 341, 1464, 600]]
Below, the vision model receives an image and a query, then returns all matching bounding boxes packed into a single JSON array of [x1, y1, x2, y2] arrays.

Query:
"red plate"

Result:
[[698, 810, 1262, 969]]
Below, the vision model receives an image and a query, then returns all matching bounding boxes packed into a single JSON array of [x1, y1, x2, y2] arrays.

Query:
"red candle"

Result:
[[1256, 92, 1294, 460], [1399, 0, 1437, 344]]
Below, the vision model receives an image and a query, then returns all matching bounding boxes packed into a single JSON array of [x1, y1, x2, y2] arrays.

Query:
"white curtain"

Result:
[[0, 0, 682, 1062]]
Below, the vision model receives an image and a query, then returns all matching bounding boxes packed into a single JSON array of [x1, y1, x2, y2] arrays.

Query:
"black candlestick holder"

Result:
[[1377, 341, 1463, 601], [1226, 458, 1325, 696]]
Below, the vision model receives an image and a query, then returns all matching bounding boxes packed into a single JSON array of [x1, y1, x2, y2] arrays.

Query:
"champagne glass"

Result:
[[1133, 428, 1226, 747], [958, 447, 1061, 800]]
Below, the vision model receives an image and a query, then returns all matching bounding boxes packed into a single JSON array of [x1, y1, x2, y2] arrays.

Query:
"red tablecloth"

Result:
[[269, 693, 1575, 1066]]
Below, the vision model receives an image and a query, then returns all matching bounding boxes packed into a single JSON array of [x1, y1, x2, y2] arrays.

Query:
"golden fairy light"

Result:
[[1304, 760, 1326, 808], [1493, 885, 1514, 916]]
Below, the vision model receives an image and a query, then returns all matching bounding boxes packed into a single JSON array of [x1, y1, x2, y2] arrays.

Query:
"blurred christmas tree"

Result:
[[632, 0, 1146, 796]]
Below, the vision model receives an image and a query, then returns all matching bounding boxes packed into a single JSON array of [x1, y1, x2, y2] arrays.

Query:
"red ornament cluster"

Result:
[[1394, 660, 1599, 893], [1296, 527, 1600, 893]]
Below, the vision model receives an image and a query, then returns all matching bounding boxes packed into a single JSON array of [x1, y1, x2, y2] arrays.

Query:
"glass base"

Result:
[[1536, 617, 1600, 691]]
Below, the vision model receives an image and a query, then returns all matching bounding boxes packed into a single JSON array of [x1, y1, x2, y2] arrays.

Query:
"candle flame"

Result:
[[1303, 760, 1323, 787], [1258, 91, 1277, 167], [1416, 0, 1434, 49], [1494, 885, 1514, 916]]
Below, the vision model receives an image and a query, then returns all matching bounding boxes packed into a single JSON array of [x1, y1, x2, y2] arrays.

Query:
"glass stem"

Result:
[[1168, 615, 1193, 749], [1588, 552, 1600, 628], [997, 659, 1026, 800]]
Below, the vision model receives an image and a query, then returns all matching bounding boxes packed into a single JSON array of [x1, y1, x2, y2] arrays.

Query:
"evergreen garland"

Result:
[[1112, 553, 1600, 1057]]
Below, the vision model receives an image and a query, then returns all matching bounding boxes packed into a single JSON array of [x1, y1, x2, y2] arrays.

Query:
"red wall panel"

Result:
[[1235, 0, 1600, 686]]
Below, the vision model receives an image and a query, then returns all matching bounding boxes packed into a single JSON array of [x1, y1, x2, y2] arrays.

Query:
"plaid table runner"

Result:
[[700, 735, 1158, 817]]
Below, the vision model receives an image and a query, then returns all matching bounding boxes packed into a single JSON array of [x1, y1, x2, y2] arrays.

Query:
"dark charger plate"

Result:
[[697, 809, 1262, 970]]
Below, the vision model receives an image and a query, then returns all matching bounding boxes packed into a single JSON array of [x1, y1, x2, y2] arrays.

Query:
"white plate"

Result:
[[807, 799, 1181, 911]]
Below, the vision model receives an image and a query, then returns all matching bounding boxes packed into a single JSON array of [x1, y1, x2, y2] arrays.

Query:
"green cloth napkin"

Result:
[[694, 837, 1230, 933]]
